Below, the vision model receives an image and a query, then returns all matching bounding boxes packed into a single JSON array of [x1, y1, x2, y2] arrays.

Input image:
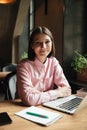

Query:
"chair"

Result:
[[4, 71, 17, 100], [2, 63, 17, 72]]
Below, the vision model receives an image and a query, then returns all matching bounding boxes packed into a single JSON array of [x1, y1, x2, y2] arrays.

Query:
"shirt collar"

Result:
[[34, 58, 48, 72]]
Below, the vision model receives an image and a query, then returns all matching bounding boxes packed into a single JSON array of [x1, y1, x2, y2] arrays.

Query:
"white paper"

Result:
[[15, 106, 62, 126]]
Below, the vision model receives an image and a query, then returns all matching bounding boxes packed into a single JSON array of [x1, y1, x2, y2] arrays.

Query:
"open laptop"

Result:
[[43, 95, 84, 114]]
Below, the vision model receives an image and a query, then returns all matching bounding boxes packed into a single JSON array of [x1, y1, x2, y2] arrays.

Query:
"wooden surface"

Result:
[[0, 97, 87, 130], [0, 72, 11, 78]]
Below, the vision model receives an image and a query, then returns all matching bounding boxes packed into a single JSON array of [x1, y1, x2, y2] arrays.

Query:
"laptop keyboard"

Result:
[[56, 97, 83, 111]]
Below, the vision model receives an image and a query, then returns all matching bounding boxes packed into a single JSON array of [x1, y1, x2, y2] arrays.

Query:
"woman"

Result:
[[17, 26, 71, 106]]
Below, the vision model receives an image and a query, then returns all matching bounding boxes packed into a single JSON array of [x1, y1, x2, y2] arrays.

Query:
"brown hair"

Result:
[[28, 26, 55, 60]]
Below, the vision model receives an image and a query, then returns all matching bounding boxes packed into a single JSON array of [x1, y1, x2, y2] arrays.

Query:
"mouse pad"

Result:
[[0, 112, 12, 126]]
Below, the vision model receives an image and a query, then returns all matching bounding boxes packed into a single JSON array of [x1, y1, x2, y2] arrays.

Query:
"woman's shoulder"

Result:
[[17, 58, 33, 66], [18, 58, 28, 63], [17, 59, 35, 72], [48, 56, 59, 63]]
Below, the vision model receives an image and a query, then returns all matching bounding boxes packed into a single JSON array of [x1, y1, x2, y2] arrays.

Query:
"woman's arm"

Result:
[[53, 58, 71, 97]]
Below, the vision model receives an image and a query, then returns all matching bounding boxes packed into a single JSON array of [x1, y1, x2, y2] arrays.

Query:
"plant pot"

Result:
[[77, 69, 87, 83]]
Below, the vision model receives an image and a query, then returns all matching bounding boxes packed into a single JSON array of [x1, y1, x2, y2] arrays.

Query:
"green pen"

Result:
[[26, 112, 48, 119]]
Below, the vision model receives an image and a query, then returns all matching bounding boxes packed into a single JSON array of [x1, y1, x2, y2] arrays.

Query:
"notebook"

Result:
[[15, 106, 62, 126], [43, 95, 83, 114]]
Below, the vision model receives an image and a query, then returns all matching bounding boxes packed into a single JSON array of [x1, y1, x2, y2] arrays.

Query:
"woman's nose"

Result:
[[41, 43, 46, 48]]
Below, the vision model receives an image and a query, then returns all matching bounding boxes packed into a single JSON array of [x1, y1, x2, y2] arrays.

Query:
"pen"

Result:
[[26, 112, 48, 119]]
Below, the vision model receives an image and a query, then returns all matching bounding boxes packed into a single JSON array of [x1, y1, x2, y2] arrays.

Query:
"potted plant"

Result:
[[71, 50, 87, 82], [21, 52, 28, 59]]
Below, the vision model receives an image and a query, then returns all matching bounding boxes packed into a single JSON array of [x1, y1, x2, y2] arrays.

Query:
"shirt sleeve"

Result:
[[17, 60, 59, 106], [53, 58, 70, 87]]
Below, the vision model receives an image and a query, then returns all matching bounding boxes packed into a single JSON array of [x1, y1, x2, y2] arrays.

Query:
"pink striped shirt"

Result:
[[17, 57, 70, 106]]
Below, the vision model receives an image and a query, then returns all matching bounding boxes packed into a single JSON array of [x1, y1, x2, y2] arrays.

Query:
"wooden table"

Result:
[[0, 97, 87, 130], [0, 72, 11, 79]]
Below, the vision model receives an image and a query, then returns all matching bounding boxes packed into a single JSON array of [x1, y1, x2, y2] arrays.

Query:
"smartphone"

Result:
[[0, 112, 12, 126]]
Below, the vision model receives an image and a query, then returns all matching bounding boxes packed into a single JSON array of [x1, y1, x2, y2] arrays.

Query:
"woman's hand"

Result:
[[57, 86, 71, 97]]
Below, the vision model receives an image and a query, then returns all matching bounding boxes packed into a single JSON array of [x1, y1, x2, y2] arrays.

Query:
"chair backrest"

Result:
[[5, 71, 17, 100], [8, 74, 17, 100], [2, 64, 17, 72]]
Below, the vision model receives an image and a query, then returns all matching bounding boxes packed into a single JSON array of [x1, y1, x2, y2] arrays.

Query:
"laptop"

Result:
[[43, 95, 83, 114]]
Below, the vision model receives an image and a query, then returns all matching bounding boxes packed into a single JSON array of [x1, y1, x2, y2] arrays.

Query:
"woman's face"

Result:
[[32, 33, 52, 63]]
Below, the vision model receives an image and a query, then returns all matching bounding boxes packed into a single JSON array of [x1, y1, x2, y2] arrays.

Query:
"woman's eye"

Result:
[[45, 40, 50, 44], [35, 42, 41, 46]]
